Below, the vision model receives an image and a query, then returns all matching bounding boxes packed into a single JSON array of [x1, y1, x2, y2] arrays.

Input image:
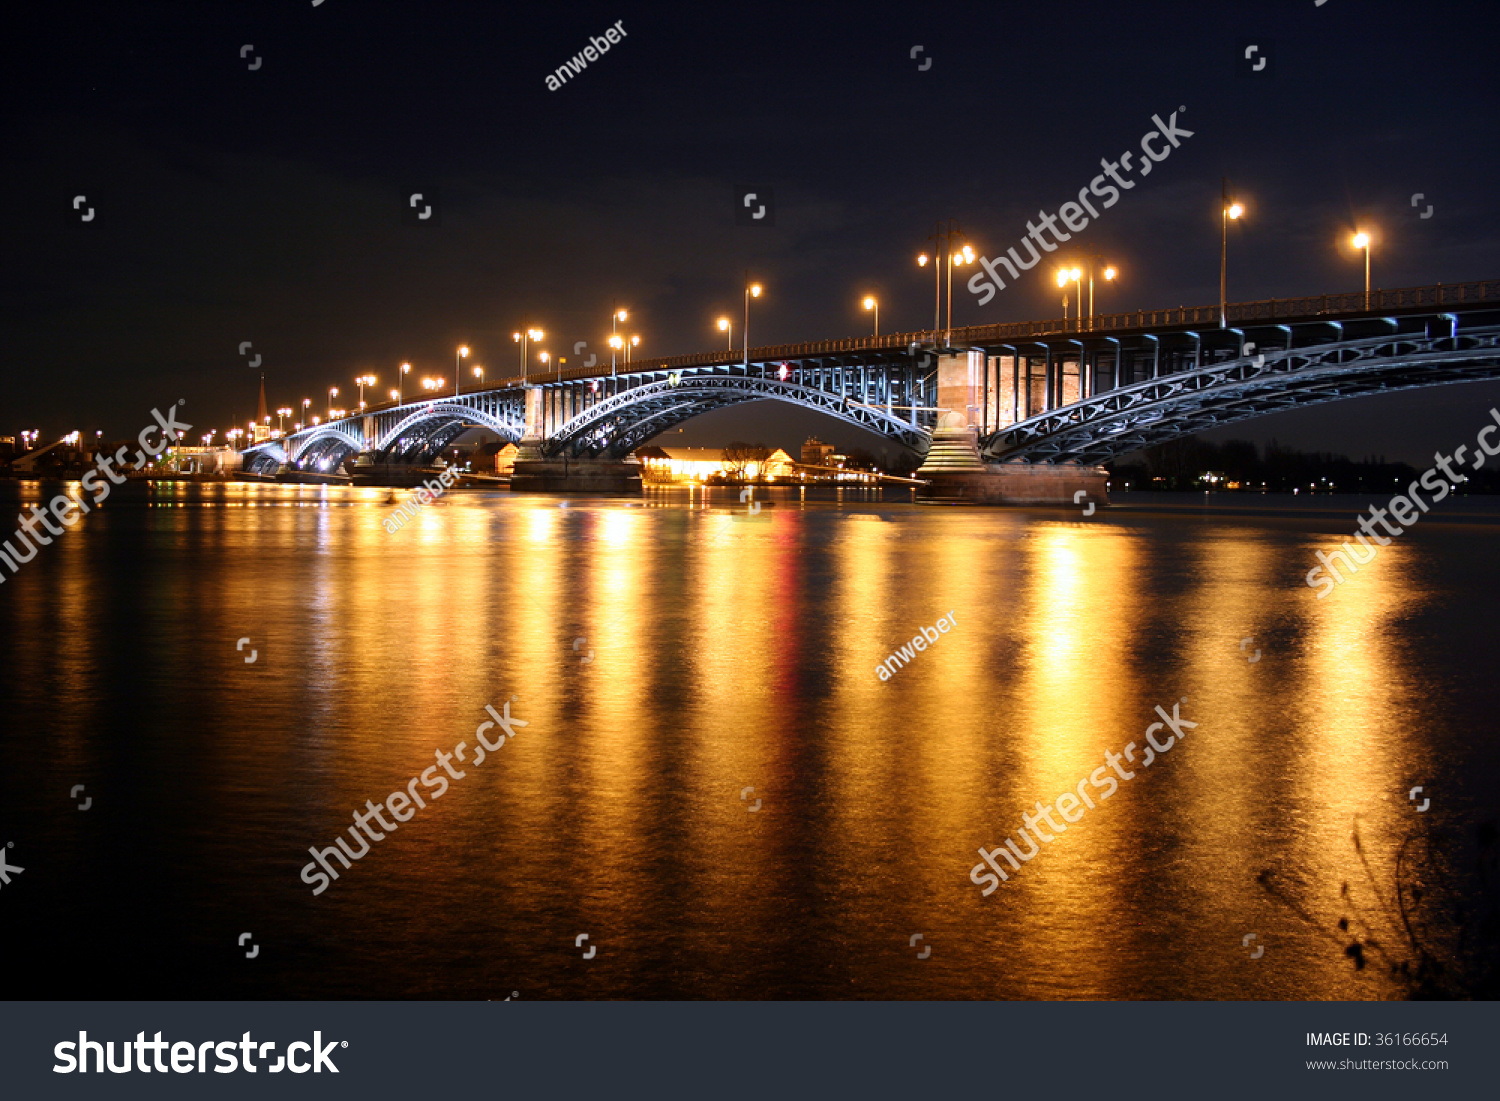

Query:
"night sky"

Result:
[[3, 0, 1497, 465]]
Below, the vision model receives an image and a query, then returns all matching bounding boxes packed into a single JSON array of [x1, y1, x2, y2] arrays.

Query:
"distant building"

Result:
[[635, 446, 794, 483], [801, 437, 836, 466]]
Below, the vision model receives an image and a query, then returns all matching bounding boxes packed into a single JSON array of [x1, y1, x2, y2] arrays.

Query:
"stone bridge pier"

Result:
[[915, 351, 1109, 506], [509, 384, 642, 494]]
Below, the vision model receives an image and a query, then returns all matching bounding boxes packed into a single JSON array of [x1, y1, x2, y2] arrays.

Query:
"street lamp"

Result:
[[276, 407, 292, 433], [863, 296, 879, 336], [744, 274, 762, 374], [916, 252, 935, 332], [539, 351, 550, 378], [302, 398, 311, 424], [328, 387, 339, 420], [1221, 179, 1244, 328], [628, 335, 639, 365], [472, 364, 484, 388], [945, 239, 973, 333], [388, 389, 400, 403], [1056, 267, 1081, 326], [1083, 260, 1118, 329], [717, 316, 731, 350], [399, 362, 411, 404], [354, 374, 376, 407], [456, 345, 468, 398], [513, 327, 543, 382], [1351, 231, 1372, 306], [610, 306, 628, 374]]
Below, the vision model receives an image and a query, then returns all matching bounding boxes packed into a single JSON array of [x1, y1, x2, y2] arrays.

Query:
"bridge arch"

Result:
[[542, 375, 930, 460], [982, 327, 1500, 464], [374, 402, 524, 462]]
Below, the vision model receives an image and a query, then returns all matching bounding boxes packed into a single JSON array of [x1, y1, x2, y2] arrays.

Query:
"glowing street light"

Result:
[[744, 274, 763, 374], [388, 389, 400, 403], [276, 406, 293, 432], [354, 374, 376, 407], [1056, 266, 1081, 325], [1351, 230, 1373, 306], [717, 316, 731, 350], [399, 362, 411, 404], [610, 306, 628, 375], [328, 387, 339, 420], [863, 295, 879, 337], [628, 334, 640, 365], [455, 345, 469, 398], [513, 326, 543, 382], [1221, 179, 1245, 327], [472, 364, 485, 387]]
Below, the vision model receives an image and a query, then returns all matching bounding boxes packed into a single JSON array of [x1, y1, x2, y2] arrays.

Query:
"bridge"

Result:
[[242, 278, 1500, 502]]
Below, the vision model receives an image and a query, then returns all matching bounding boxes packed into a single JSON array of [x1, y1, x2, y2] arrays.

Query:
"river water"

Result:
[[2, 481, 1497, 1000]]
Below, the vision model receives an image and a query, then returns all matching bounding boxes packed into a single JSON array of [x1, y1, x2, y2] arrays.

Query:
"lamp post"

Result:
[[610, 307, 628, 375], [276, 407, 292, 433], [627, 335, 639, 365], [388, 389, 400, 405], [1075, 258, 1118, 330], [539, 351, 550, 379], [399, 362, 411, 404], [744, 273, 762, 374], [863, 296, 879, 337], [328, 387, 338, 420], [1221, 180, 1244, 328], [946, 241, 972, 333], [717, 317, 731, 350], [472, 365, 484, 389], [513, 327, 543, 382], [1352, 231, 1372, 307], [455, 345, 468, 398], [1056, 267, 1081, 328]]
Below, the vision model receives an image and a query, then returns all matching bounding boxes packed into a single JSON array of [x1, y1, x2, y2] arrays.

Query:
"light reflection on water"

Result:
[[1, 481, 1497, 999]]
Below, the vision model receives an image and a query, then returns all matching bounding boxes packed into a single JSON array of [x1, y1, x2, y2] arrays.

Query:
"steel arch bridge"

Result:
[[542, 373, 929, 460], [239, 278, 1500, 479], [983, 324, 1500, 464], [243, 391, 525, 475]]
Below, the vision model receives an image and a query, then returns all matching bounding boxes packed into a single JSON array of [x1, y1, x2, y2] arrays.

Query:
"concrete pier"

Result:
[[915, 352, 1109, 506]]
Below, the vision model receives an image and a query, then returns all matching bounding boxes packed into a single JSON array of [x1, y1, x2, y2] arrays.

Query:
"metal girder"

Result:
[[541, 375, 930, 459], [981, 327, 1500, 464], [374, 400, 524, 456]]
